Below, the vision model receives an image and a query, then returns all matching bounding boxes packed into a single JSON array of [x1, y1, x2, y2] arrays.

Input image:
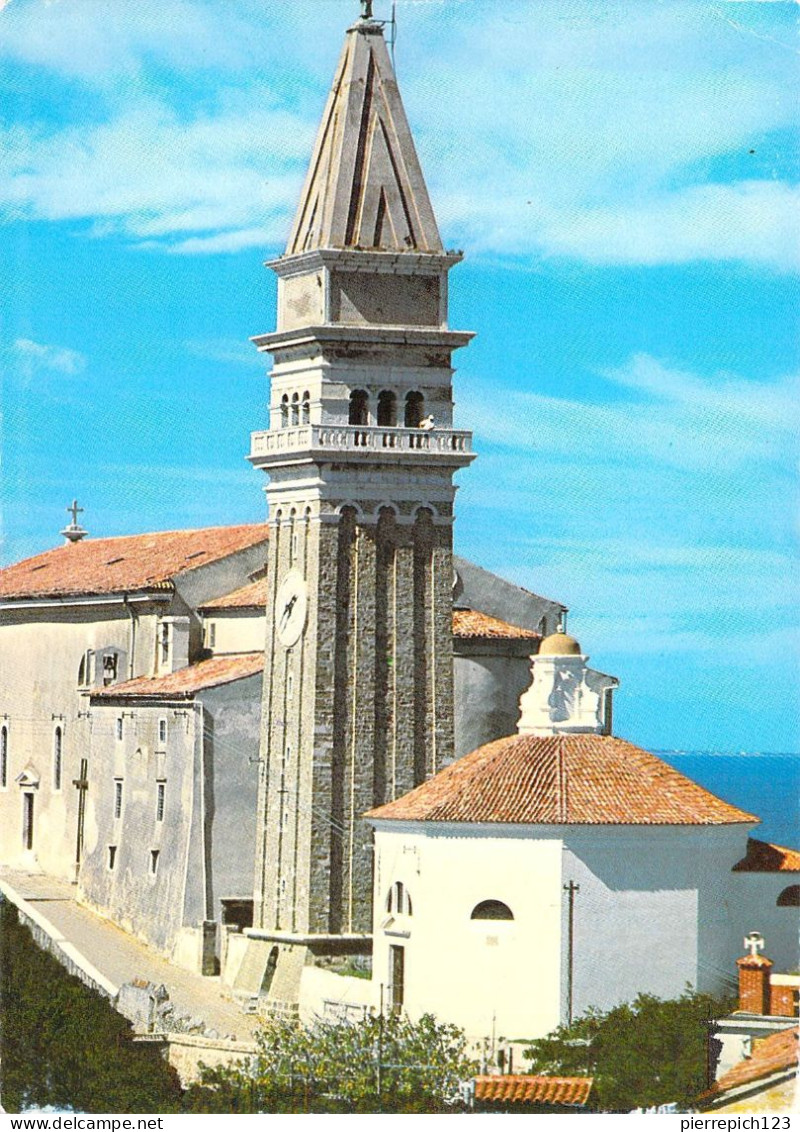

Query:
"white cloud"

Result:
[[0, 0, 796, 264], [11, 338, 86, 376], [460, 354, 799, 474]]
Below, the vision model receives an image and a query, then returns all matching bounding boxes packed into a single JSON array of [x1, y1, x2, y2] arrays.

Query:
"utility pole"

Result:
[[376, 983, 384, 1109], [563, 880, 580, 1024]]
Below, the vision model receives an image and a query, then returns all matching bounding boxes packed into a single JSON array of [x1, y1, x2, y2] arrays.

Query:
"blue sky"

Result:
[[0, 0, 798, 754]]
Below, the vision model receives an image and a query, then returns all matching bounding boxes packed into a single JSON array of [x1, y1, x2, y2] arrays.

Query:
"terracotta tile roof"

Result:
[[733, 838, 800, 873], [475, 1075, 593, 1107], [366, 733, 758, 826], [453, 608, 541, 641], [0, 525, 268, 600], [92, 653, 264, 699], [200, 577, 269, 611], [699, 1028, 798, 1103]]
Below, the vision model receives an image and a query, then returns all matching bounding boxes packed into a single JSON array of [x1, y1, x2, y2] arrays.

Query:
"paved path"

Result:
[[0, 867, 259, 1044]]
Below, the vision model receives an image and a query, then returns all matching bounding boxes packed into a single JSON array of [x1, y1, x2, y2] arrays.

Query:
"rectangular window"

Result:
[[156, 781, 166, 823], [150, 849, 160, 875], [22, 793, 34, 851], [108, 845, 117, 871], [114, 779, 123, 820], [1, 725, 8, 789], [158, 718, 167, 746], [389, 945, 405, 1013], [208, 622, 216, 649], [53, 727, 63, 792], [116, 717, 123, 742], [160, 623, 170, 665]]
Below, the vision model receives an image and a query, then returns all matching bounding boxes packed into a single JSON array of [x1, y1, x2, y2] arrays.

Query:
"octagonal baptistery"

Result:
[[364, 638, 785, 1046], [366, 732, 765, 1042]]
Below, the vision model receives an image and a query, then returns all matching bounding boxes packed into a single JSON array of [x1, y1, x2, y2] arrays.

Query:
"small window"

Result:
[[291, 392, 300, 426], [158, 718, 167, 746], [160, 622, 170, 666], [777, 885, 800, 907], [207, 622, 217, 649], [377, 390, 397, 427], [150, 849, 160, 876], [1, 725, 8, 789], [108, 845, 117, 871], [349, 389, 369, 426], [53, 726, 63, 792], [78, 650, 94, 687], [114, 779, 123, 820], [287, 670, 294, 698], [386, 881, 413, 916], [471, 899, 514, 921], [404, 391, 424, 428], [280, 394, 289, 428], [301, 390, 310, 425], [102, 652, 118, 687], [156, 782, 166, 823], [116, 717, 124, 742]]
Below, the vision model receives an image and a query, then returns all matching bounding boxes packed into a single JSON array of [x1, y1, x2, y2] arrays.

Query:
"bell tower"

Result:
[[247, 5, 474, 1003]]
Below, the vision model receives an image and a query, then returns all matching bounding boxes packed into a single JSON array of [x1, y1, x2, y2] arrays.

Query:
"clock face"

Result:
[[276, 569, 308, 648]]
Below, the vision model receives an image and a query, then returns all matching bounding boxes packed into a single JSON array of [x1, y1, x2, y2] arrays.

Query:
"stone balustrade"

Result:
[[249, 424, 473, 460]]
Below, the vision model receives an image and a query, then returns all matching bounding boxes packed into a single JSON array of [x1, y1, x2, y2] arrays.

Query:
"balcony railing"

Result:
[[249, 424, 473, 460]]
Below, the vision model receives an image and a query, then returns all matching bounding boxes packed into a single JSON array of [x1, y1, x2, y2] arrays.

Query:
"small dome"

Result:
[[538, 631, 582, 656]]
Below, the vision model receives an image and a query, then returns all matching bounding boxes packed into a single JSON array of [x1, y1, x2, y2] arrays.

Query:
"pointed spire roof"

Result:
[[286, 17, 444, 256]]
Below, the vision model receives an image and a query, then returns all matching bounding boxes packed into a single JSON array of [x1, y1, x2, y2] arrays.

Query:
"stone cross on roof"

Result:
[[360, 0, 374, 19], [61, 498, 88, 544], [744, 931, 765, 957]]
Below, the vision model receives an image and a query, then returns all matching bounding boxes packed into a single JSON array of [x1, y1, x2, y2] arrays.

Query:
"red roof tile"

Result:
[[200, 577, 269, 611], [92, 653, 264, 699], [733, 838, 800, 873], [475, 1075, 593, 1107], [366, 733, 758, 826], [0, 525, 268, 600], [699, 1028, 798, 1103], [453, 609, 540, 640]]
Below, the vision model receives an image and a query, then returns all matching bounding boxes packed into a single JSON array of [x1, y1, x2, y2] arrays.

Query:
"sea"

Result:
[[1, 750, 797, 1113], [658, 750, 799, 848]]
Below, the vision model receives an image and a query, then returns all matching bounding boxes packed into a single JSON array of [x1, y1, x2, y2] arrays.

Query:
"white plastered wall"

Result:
[[371, 822, 564, 1043]]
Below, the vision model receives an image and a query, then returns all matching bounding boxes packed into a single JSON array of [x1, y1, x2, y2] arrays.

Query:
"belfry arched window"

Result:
[[301, 390, 310, 425], [404, 391, 424, 428], [280, 394, 289, 429], [291, 392, 300, 426], [349, 390, 369, 426], [386, 881, 413, 916], [777, 885, 800, 907], [471, 899, 514, 921], [377, 390, 397, 427]]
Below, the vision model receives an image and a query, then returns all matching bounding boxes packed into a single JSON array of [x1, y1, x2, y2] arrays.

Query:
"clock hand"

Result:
[[280, 593, 298, 629]]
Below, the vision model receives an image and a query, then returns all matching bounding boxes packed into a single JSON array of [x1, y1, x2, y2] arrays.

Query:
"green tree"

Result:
[[524, 988, 732, 1113], [0, 898, 183, 1113], [184, 1011, 477, 1113]]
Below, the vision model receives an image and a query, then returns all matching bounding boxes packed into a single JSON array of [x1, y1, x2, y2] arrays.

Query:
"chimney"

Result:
[[737, 932, 773, 1015]]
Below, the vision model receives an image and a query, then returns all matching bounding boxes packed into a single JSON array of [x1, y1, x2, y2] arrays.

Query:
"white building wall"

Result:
[[371, 820, 775, 1045], [205, 610, 266, 656], [0, 601, 164, 878], [372, 823, 564, 1044]]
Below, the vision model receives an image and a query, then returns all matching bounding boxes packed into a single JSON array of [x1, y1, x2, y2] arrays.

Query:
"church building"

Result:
[[0, 1, 795, 1050]]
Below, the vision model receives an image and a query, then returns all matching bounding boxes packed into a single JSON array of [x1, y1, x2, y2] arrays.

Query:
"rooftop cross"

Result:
[[360, 0, 374, 19], [67, 499, 84, 526], [744, 931, 765, 958]]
